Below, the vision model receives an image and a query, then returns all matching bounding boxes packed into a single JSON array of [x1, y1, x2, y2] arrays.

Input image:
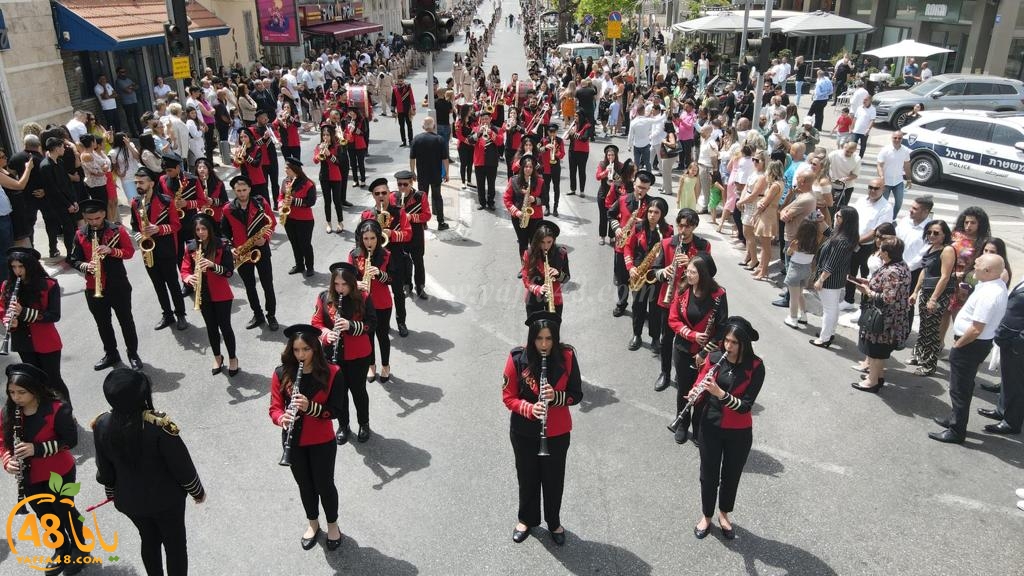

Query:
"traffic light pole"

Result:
[[166, 0, 188, 95], [426, 52, 436, 119]]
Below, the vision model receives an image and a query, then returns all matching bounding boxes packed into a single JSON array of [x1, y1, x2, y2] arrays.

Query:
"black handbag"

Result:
[[858, 298, 885, 335]]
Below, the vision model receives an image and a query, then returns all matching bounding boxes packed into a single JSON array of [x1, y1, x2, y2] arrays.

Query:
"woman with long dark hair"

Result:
[[503, 311, 582, 545], [349, 219, 393, 383], [625, 196, 673, 351], [522, 221, 569, 317], [343, 109, 368, 188], [313, 124, 347, 234], [908, 220, 956, 376], [503, 154, 544, 256], [233, 129, 269, 207], [280, 158, 317, 276], [180, 214, 238, 376], [810, 206, 860, 348], [455, 106, 476, 190], [93, 368, 206, 576], [268, 325, 343, 551], [595, 145, 623, 245], [138, 133, 163, 174], [312, 262, 377, 445], [689, 317, 765, 540], [108, 132, 141, 203], [195, 157, 227, 223]]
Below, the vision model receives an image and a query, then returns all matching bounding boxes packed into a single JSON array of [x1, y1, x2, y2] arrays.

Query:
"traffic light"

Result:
[[401, 18, 417, 47], [164, 22, 190, 57], [414, 8, 438, 52], [437, 16, 455, 48]]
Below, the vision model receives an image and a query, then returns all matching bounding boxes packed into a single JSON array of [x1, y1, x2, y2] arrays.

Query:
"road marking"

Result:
[[933, 493, 1022, 518]]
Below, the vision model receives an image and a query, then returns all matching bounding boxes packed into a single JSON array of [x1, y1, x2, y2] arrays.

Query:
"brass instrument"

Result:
[[11, 405, 29, 514], [278, 361, 305, 467], [174, 187, 185, 219], [278, 177, 294, 226], [628, 228, 664, 292], [191, 241, 204, 311], [200, 203, 215, 216], [615, 204, 642, 249], [0, 277, 21, 356], [232, 146, 246, 165], [525, 103, 548, 134], [548, 137, 557, 165], [376, 200, 393, 247], [667, 353, 728, 443], [543, 250, 556, 314], [233, 221, 273, 268], [562, 119, 577, 141], [90, 232, 105, 298], [518, 183, 534, 228], [137, 198, 155, 268], [537, 354, 551, 456], [316, 142, 330, 161], [505, 107, 517, 129]]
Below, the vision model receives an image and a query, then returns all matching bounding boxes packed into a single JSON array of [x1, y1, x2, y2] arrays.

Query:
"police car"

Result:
[[902, 110, 1024, 193]]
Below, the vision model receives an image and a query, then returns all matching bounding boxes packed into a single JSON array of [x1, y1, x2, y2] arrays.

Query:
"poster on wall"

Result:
[[256, 0, 300, 45]]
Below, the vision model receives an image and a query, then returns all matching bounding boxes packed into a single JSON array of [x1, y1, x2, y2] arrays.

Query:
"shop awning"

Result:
[[52, 0, 229, 52], [303, 19, 383, 40]]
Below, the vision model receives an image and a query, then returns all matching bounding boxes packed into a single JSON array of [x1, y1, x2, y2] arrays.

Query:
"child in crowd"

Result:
[[783, 219, 820, 329], [832, 107, 852, 146], [707, 170, 725, 226]]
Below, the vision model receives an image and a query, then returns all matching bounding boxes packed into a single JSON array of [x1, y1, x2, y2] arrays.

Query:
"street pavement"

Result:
[[2, 1, 1023, 574]]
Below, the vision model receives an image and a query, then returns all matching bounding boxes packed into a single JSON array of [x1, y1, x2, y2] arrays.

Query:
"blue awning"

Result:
[[52, 0, 229, 52]]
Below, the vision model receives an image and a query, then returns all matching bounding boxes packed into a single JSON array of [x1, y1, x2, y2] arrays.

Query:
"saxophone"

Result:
[[137, 197, 155, 268], [175, 177, 187, 219], [361, 252, 374, 287], [615, 203, 642, 249], [518, 180, 534, 228], [191, 242, 204, 310], [543, 250, 556, 313], [91, 232, 105, 298], [233, 221, 273, 268], [628, 228, 664, 292], [278, 177, 294, 226], [376, 199, 393, 244]]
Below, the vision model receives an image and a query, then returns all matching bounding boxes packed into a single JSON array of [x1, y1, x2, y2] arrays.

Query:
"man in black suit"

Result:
[[987, 280, 1024, 435], [8, 135, 46, 250], [38, 137, 80, 260]]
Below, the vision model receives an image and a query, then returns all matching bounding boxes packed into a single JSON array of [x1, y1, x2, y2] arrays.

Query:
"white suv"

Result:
[[902, 111, 1024, 193]]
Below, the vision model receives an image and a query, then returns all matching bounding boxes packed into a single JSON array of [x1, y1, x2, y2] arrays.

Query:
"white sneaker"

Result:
[[839, 302, 857, 312], [784, 317, 801, 329], [1016, 488, 1024, 499], [1018, 500, 1024, 512]]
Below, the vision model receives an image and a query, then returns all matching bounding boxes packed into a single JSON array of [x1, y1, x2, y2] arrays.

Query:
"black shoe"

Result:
[[771, 298, 789, 308], [720, 524, 736, 540], [932, 416, 952, 428], [512, 526, 530, 543], [552, 210, 559, 217], [336, 426, 351, 445], [628, 335, 641, 351], [342, 201, 354, 207], [175, 316, 188, 331], [980, 382, 1002, 393], [477, 204, 486, 210], [416, 287, 427, 300], [93, 354, 120, 371], [154, 315, 174, 330], [326, 533, 342, 551], [654, 372, 670, 391], [304, 269, 314, 278], [398, 323, 409, 337], [227, 363, 240, 377], [694, 524, 711, 539], [246, 315, 266, 330], [567, 190, 576, 196], [127, 354, 144, 372], [612, 305, 626, 317], [928, 429, 965, 444], [437, 222, 450, 231], [977, 408, 1003, 420], [288, 265, 304, 275], [301, 527, 322, 550], [851, 380, 882, 393], [399, 142, 407, 147], [49, 249, 60, 259], [650, 336, 660, 351], [44, 550, 65, 575], [357, 426, 371, 443], [551, 529, 566, 546], [367, 372, 377, 383], [267, 315, 280, 331], [984, 422, 1021, 435], [809, 336, 834, 348]]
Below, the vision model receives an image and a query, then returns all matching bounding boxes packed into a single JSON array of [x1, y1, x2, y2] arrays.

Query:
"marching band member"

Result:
[[252, 110, 281, 208], [273, 105, 302, 162], [595, 145, 623, 244], [503, 311, 582, 546], [503, 153, 543, 257], [392, 76, 416, 147], [132, 168, 188, 332], [350, 218, 393, 384], [394, 170, 431, 299], [500, 106, 524, 179], [344, 109, 368, 188], [522, 221, 569, 317], [93, 368, 206, 576], [608, 169, 653, 317], [1, 363, 87, 572], [469, 110, 504, 211], [668, 253, 727, 443], [653, 209, 711, 391], [312, 262, 377, 445], [567, 111, 593, 198], [280, 158, 317, 277], [362, 178, 412, 338], [234, 128, 270, 209], [455, 106, 476, 190], [0, 248, 67, 402], [70, 199, 143, 371], [181, 214, 238, 376], [540, 124, 566, 217], [511, 135, 539, 173], [222, 175, 279, 331], [159, 152, 204, 257], [689, 317, 764, 541], [313, 124, 348, 234], [625, 196, 673, 351], [269, 324, 343, 551], [195, 157, 227, 223]]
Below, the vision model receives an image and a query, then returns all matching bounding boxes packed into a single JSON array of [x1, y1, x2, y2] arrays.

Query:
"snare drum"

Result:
[[347, 85, 371, 118]]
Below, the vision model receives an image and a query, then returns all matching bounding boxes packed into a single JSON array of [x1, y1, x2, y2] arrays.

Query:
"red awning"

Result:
[[303, 19, 383, 39]]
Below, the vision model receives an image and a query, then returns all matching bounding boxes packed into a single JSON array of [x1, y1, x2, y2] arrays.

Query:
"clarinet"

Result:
[[0, 277, 21, 356], [12, 406, 29, 514], [330, 297, 345, 364], [537, 354, 551, 456], [278, 362, 305, 467], [667, 353, 728, 440]]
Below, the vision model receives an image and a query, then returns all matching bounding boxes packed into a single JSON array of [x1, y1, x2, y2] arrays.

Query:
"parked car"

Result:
[[873, 74, 1024, 129], [902, 110, 1024, 193]]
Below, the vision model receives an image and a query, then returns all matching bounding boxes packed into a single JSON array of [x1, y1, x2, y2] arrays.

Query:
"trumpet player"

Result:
[[344, 108, 369, 188], [503, 153, 543, 256], [470, 110, 504, 211], [233, 129, 270, 209], [539, 124, 565, 217], [652, 209, 712, 392], [608, 169, 654, 317], [625, 197, 673, 351], [280, 158, 318, 277], [687, 316, 764, 541], [499, 108, 524, 179], [222, 175, 279, 331], [567, 112, 594, 198], [252, 110, 280, 208], [361, 178, 412, 337], [69, 199, 143, 372], [132, 168, 188, 332], [157, 152, 204, 263], [595, 145, 623, 244], [522, 221, 569, 317], [181, 214, 238, 376], [313, 124, 348, 234]]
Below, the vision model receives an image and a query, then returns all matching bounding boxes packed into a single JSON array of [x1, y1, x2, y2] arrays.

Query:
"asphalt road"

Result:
[[2, 1, 1022, 574]]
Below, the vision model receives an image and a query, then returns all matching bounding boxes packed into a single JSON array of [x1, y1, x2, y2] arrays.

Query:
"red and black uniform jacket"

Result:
[[222, 196, 277, 250], [469, 124, 504, 167], [455, 120, 476, 152], [0, 400, 75, 485], [668, 286, 729, 355], [130, 190, 181, 261], [654, 235, 712, 309], [279, 177, 317, 222], [624, 221, 673, 271], [690, 350, 765, 430], [234, 145, 267, 186], [349, 248, 393, 310], [314, 144, 347, 182], [272, 118, 301, 148], [360, 202, 412, 246], [522, 246, 570, 306], [503, 175, 543, 224], [607, 193, 649, 254], [159, 174, 205, 219], [538, 136, 565, 174], [391, 85, 415, 114], [69, 222, 135, 296], [249, 125, 273, 170], [180, 241, 234, 303], [344, 118, 369, 150], [502, 346, 582, 438], [269, 365, 341, 447], [499, 124, 523, 153], [199, 178, 228, 222], [569, 121, 593, 153], [0, 278, 62, 354], [311, 290, 376, 362], [596, 160, 623, 197]]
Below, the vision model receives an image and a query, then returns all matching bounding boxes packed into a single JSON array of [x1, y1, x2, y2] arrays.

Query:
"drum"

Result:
[[516, 80, 535, 108], [346, 85, 371, 118]]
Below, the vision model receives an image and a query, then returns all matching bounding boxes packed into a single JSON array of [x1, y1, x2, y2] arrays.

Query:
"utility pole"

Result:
[[164, 0, 190, 96], [739, 0, 751, 58], [752, 0, 772, 125]]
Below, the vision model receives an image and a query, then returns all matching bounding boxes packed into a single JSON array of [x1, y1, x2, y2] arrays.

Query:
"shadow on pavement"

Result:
[[74, 417, 96, 465], [391, 329, 454, 362], [733, 526, 838, 576], [415, 294, 467, 316], [537, 531, 652, 575], [876, 373, 951, 420], [379, 375, 444, 418], [94, 564, 143, 575], [961, 431, 1024, 469], [436, 234, 483, 247], [351, 434, 431, 490], [323, 534, 418, 575], [744, 449, 785, 478], [224, 370, 270, 405], [140, 364, 185, 394], [577, 380, 620, 414]]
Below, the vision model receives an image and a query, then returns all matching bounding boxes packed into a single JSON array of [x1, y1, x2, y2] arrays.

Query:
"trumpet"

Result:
[[137, 198, 155, 268], [278, 362, 305, 467], [376, 199, 393, 238], [518, 184, 534, 228], [0, 277, 21, 356], [174, 188, 185, 220], [232, 146, 246, 165], [278, 177, 294, 226], [562, 119, 577, 140], [316, 142, 330, 161], [667, 353, 728, 443]]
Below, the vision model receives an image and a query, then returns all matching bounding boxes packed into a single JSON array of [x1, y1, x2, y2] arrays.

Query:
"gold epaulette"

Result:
[[142, 410, 180, 436]]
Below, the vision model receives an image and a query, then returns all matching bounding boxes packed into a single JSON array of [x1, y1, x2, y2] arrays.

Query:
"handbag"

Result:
[[858, 298, 885, 335]]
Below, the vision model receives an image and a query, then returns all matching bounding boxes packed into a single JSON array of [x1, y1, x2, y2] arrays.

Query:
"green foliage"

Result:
[[576, 0, 637, 27], [684, 0, 730, 19], [776, 48, 793, 60]]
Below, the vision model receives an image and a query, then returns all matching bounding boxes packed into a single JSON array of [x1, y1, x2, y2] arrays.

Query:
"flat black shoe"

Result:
[[175, 317, 188, 331], [398, 323, 409, 337], [288, 265, 304, 275], [49, 249, 60, 259], [809, 337, 834, 348], [93, 354, 120, 371], [326, 534, 342, 551], [984, 422, 1021, 435], [267, 315, 280, 331], [612, 305, 626, 317], [477, 205, 486, 210], [980, 382, 1002, 393], [336, 426, 351, 445], [694, 524, 711, 539], [720, 524, 736, 540], [628, 335, 641, 351], [437, 222, 450, 231], [246, 315, 266, 330], [342, 201, 354, 207], [851, 381, 882, 393], [357, 426, 370, 443], [154, 316, 174, 330], [304, 269, 314, 278], [977, 408, 1003, 420], [301, 527, 322, 550], [551, 529, 566, 546], [512, 527, 530, 543], [771, 298, 789, 308], [128, 355, 144, 372], [416, 288, 428, 300], [654, 372, 670, 391], [928, 429, 965, 444], [932, 416, 952, 428]]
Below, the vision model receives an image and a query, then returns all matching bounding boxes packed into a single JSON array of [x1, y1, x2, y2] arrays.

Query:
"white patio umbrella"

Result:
[[774, 11, 875, 37], [862, 39, 953, 59], [672, 12, 772, 34]]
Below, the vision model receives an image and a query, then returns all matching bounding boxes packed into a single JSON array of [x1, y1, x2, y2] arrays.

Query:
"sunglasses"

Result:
[[753, 159, 762, 163], [868, 185, 880, 191], [926, 230, 943, 236]]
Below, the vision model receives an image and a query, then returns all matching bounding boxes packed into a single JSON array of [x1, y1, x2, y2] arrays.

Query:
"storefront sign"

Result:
[[256, 0, 300, 45], [892, 0, 962, 23]]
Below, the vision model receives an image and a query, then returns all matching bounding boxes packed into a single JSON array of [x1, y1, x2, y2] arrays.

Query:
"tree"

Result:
[[576, 0, 637, 32], [557, 0, 582, 44]]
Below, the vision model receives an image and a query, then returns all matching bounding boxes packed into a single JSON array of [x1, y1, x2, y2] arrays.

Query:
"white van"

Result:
[[557, 43, 604, 62]]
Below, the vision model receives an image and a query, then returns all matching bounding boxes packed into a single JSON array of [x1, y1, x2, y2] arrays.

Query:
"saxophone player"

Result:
[[279, 158, 318, 277], [69, 199, 143, 372], [522, 221, 569, 317], [132, 168, 188, 332], [360, 178, 412, 337], [157, 152, 204, 260], [502, 154, 543, 257], [222, 175, 279, 331], [539, 124, 565, 217], [608, 170, 654, 317], [181, 214, 238, 376], [625, 196, 673, 351]]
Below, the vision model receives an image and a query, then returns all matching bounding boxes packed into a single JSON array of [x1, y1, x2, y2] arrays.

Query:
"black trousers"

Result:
[[418, 180, 445, 225], [512, 217, 539, 258], [732, 207, 745, 243], [946, 338, 994, 437], [568, 151, 588, 194], [203, 125, 215, 161], [505, 148, 517, 180], [672, 345, 700, 415], [659, 308, 673, 376], [698, 424, 753, 518], [285, 219, 314, 271], [347, 148, 367, 184], [370, 306, 392, 366], [281, 145, 301, 163], [337, 355, 372, 428], [290, 440, 339, 523], [845, 244, 872, 304], [597, 184, 611, 238], [997, 342, 1024, 431], [266, 150, 280, 201], [510, 430, 570, 529], [631, 288, 662, 339], [408, 233, 426, 290], [679, 139, 695, 168], [123, 102, 142, 136], [808, 100, 827, 131], [397, 113, 414, 144], [128, 498, 188, 576], [86, 290, 139, 356], [390, 258, 409, 324], [18, 349, 69, 402], [200, 299, 236, 358], [84, 184, 107, 203], [147, 257, 186, 318], [613, 252, 628, 309], [475, 165, 498, 206], [236, 247, 276, 317], [320, 178, 345, 222], [28, 470, 84, 557], [458, 147, 474, 185], [541, 166, 561, 211]]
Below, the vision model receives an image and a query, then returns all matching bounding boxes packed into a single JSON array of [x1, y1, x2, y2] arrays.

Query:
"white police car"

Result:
[[902, 111, 1024, 193]]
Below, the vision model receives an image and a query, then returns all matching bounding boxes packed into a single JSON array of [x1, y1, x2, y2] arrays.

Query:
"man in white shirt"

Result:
[[851, 94, 875, 159], [877, 130, 912, 218], [165, 102, 190, 160], [66, 110, 88, 143], [94, 74, 120, 132], [929, 253, 1009, 443], [844, 177, 893, 309], [827, 141, 861, 207], [895, 195, 933, 277], [627, 107, 664, 172], [849, 81, 869, 116]]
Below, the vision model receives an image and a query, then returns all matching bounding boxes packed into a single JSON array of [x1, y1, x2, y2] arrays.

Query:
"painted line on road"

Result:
[[933, 493, 1023, 519]]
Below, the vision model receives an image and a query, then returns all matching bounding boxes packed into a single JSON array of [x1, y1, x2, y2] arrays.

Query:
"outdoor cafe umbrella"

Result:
[[774, 11, 875, 68], [862, 39, 953, 59], [672, 12, 771, 34]]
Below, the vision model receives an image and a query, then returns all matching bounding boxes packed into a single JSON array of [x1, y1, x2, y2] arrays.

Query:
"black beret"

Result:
[[330, 262, 358, 276], [6, 246, 41, 261], [79, 199, 107, 214], [284, 157, 303, 169], [229, 175, 252, 188], [368, 177, 390, 192], [536, 219, 560, 238], [603, 144, 619, 155], [6, 363, 48, 385], [103, 368, 150, 413], [724, 316, 760, 342], [524, 310, 560, 327], [393, 170, 414, 180], [160, 152, 183, 167], [283, 323, 320, 339]]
